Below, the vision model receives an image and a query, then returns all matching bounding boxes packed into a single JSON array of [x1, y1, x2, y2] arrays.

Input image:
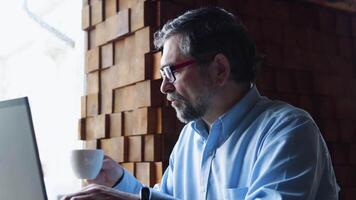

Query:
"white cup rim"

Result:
[[71, 149, 103, 152]]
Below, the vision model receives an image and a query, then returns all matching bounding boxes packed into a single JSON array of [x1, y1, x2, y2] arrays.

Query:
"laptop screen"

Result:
[[0, 97, 47, 200]]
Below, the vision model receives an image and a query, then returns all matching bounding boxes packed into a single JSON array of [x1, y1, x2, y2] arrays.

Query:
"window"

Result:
[[0, 0, 83, 199]]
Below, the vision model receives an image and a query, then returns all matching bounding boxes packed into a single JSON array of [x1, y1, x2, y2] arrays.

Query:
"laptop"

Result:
[[0, 97, 47, 200]]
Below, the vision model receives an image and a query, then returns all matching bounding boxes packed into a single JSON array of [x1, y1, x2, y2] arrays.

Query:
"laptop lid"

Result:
[[0, 97, 47, 200]]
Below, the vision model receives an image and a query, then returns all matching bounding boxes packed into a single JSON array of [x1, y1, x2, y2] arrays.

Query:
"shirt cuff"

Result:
[[113, 169, 143, 194]]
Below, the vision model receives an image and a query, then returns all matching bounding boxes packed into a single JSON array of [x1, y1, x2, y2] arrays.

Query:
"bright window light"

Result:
[[0, 0, 83, 199]]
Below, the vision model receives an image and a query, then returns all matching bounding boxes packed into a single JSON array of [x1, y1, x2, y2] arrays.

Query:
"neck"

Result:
[[202, 82, 250, 129]]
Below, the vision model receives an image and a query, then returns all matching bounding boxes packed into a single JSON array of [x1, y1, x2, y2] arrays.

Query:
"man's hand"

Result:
[[87, 155, 123, 187], [61, 184, 140, 200]]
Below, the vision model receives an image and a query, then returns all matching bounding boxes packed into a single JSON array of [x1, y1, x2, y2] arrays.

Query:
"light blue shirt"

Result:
[[115, 86, 340, 199]]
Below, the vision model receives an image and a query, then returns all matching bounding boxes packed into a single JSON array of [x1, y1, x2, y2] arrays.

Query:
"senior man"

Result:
[[64, 7, 339, 200]]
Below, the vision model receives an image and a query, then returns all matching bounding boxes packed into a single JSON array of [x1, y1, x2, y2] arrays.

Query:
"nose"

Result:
[[160, 77, 175, 94]]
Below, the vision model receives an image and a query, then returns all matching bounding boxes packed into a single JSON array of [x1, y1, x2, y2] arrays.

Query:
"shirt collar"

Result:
[[192, 85, 262, 143]]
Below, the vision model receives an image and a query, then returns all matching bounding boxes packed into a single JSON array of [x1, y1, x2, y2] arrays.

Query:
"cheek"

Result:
[[174, 82, 201, 103], [174, 70, 207, 101], [173, 83, 188, 99]]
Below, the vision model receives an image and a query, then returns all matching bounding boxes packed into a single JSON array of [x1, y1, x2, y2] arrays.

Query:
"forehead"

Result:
[[161, 35, 186, 66]]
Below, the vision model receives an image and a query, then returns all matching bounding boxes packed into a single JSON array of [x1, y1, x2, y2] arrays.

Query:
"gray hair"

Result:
[[154, 7, 263, 83]]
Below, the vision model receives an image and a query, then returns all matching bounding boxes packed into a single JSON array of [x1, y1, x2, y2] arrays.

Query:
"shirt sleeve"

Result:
[[113, 169, 143, 194], [243, 116, 339, 200]]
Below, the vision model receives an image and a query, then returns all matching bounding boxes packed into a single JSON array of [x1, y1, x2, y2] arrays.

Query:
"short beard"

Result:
[[168, 91, 211, 123]]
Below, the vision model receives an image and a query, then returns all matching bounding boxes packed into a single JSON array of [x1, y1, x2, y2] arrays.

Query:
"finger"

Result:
[[73, 193, 97, 200], [87, 170, 105, 184], [81, 184, 106, 191], [62, 185, 109, 200], [62, 187, 97, 199], [102, 158, 118, 170], [64, 193, 95, 200]]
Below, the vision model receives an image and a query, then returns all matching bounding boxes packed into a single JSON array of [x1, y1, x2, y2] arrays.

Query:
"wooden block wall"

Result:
[[79, 0, 184, 187], [80, 1, 355, 197]]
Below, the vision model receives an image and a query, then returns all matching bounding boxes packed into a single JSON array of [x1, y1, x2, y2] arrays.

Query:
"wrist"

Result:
[[112, 169, 125, 188]]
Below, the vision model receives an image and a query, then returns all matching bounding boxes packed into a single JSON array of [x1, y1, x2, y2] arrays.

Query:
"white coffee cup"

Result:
[[70, 149, 104, 179]]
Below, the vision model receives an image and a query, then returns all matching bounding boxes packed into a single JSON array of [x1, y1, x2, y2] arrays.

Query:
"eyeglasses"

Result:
[[160, 59, 196, 83]]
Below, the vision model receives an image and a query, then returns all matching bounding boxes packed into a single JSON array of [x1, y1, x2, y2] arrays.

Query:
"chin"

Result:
[[176, 113, 190, 124]]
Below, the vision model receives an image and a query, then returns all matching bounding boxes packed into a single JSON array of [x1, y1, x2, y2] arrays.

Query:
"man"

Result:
[[64, 7, 339, 200]]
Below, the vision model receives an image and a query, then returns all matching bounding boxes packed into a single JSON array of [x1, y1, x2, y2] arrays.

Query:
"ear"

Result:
[[209, 53, 231, 86]]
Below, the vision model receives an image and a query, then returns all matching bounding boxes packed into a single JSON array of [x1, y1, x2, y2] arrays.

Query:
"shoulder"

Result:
[[253, 98, 316, 132], [258, 98, 312, 122], [254, 99, 320, 145]]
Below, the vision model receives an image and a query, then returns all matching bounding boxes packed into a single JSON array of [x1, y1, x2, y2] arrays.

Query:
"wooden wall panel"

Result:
[[85, 47, 100, 73], [100, 67, 114, 114], [78, 118, 86, 140], [123, 107, 162, 136], [91, 0, 104, 26], [94, 9, 130, 47], [135, 162, 154, 186], [123, 110, 135, 136], [114, 39, 127, 68], [94, 22, 107, 47], [113, 35, 135, 87], [106, 9, 130, 42], [83, 140, 98, 149], [135, 80, 164, 109], [105, 0, 118, 18], [86, 93, 100, 116], [113, 84, 136, 112], [81, 96, 87, 118], [85, 114, 108, 139], [86, 71, 100, 94], [112, 31, 153, 88], [113, 27, 154, 86], [101, 43, 114, 69], [109, 112, 122, 137], [101, 136, 127, 162], [82, 5, 91, 30], [128, 136, 143, 162], [154, 162, 163, 185], [151, 51, 162, 80], [88, 28, 96, 50], [135, 27, 153, 55], [123, 107, 161, 136], [144, 135, 162, 161], [130, 1, 155, 32], [113, 80, 164, 112], [118, 0, 139, 10]]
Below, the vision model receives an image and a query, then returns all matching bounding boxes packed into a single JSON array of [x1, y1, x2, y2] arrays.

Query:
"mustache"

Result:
[[167, 92, 185, 102]]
